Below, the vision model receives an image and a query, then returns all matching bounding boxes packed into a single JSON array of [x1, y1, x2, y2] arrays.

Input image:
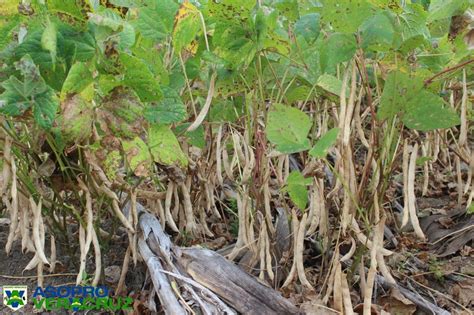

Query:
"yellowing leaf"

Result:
[[148, 124, 188, 167], [0, 0, 19, 15], [175, 0, 199, 22], [173, 0, 201, 51], [122, 137, 153, 177]]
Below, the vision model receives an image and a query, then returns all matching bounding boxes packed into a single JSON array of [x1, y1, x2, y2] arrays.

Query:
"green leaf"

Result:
[[317, 74, 345, 97], [286, 171, 312, 210], [173, 2, 201, 51], [393, 4, 430, 52], [213, 23, 257, 67], [206, 0, 255, 23], [320, 0, 377, 33], [109, 0, 144, 8], [41, 20, 57, 65], [309, 128, 340, 158], [359, 12, 394, 51], [294, 13, 320, 43], [148, 124, 188, 167], [403, 91, 460, 131], [275, 0, 300, 21], [416, 156, 433, 166], [98, 74, 121, 96], [174, 123, 206, 149], [118, 22, 136, 49], [135, 0, 179, 41], [61, 62, 93, 98], [208, 0, 257, 67], [0, 14, 21, 50], [34, 89, 59, 129], [88, 8, 123, 31], [267, 103, 311, 154], [428, 0, 468, 22], [286, 85, 315, 103], [209, 100, 242, 122], [0, 56, 58, 129], [321, 33, 356, 73], [467, 203, 474, 215], [418, 36, 454, 72], [61, 28, 96, 62], [120, 53, 162, 102], [144, 87, 186, 124], [47, 0, 87, 21], [122, 137, 152, 176], [377, 71, 423, 120], [15, 26, 96, 90]]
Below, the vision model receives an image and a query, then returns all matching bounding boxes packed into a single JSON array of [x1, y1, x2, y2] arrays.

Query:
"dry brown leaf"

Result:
[[450, 279, 474, 307], [379, 288, 416, 315], [104, 265, 122, 284], [300, 297, 339, 315]]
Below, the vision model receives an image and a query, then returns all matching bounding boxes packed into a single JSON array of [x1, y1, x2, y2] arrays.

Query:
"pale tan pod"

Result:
[[407, 143, 426, 240], [5, 157, 18, 254], [401, 140, 410, 228]]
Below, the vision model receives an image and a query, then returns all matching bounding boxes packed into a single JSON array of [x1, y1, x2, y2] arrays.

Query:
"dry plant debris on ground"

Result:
[[0, 0, 474, 314]]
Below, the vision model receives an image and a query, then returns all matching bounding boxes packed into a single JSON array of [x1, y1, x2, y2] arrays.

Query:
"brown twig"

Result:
[[0, 273, 77, 279], [424, 58, 474, 86]]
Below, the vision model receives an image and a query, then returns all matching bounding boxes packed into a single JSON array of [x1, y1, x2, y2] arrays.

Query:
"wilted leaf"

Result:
[[267, 103, 311, 154], [122, 137, 152, 177], [148, 124, 188, 167], [98, 88, 146, 139], [59, 94, 94, 143], [309, 128, 340, 158], [103, 150, 122, 181]]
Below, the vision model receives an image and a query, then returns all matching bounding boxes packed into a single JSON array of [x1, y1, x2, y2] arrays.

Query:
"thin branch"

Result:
[[424, 58, 474, 86]]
